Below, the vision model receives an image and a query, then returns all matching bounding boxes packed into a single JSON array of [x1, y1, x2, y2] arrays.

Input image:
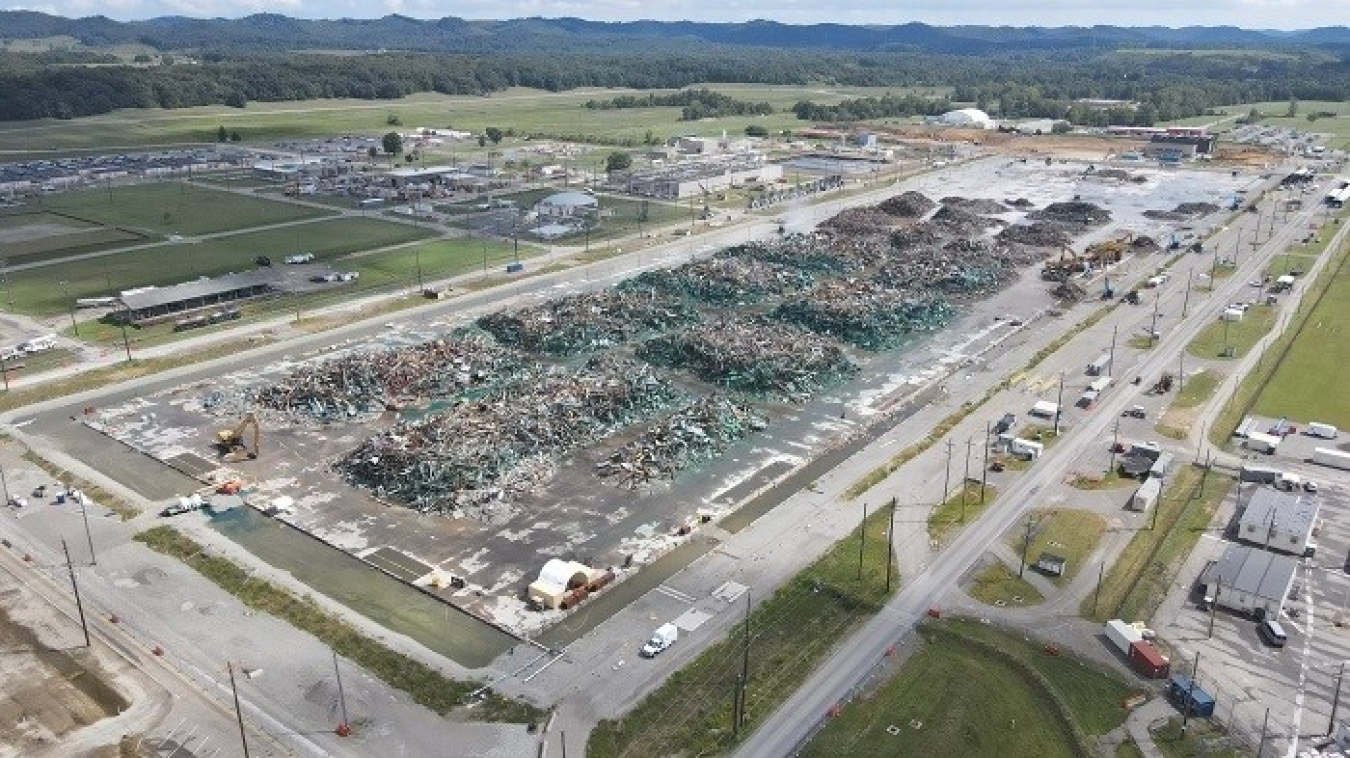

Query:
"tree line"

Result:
[[585, 88, 774, 120], [0, 47, 1346, 123]]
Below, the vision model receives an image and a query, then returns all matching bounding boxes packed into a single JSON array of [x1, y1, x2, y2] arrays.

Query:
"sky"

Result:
[[0, 0, 1336, 30]]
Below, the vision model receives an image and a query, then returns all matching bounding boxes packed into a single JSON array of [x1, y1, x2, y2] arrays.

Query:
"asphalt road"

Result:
[[737, 174, 1344, 757]]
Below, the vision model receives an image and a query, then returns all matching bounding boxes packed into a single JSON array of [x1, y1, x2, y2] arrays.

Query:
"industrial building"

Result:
[[117, 270, 278, 325], [624, 157, 782, 200], [934, 108, 995, 129], [1237, 488, 1319, 556], [534, 191, 599, 218], [1199, 543, 1298, 619]]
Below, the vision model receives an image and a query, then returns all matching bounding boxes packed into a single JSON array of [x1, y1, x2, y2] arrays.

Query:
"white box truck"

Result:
[[1309, 422, 1338, 440], [1246, 432, 1281, 454], [641, 623, 678, 658], [1314, 448, 1350, 471], [1104, 619, 1143, 655], [1029, 400, 1059, 419], [1010, 438, 1045, 460], [1130, 478, 1161, 512]]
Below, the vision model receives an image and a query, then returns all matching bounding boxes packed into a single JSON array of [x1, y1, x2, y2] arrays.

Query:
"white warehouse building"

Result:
[[1199, 543, 1298, 620], [1237, 488, 1320, 556]]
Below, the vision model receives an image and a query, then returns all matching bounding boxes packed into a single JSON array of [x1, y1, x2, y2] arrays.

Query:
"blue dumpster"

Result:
[[1167, 674, 1215, 718]]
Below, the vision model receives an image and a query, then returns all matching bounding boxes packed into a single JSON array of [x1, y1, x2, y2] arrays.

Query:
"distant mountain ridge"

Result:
[[2, 11, 1348, 54]]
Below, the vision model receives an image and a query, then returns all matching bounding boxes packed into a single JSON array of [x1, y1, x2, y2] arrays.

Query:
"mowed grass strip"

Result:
[[133, 526, 543, 724], [587, 502, 899, 758], [801, 618, 1137, 758], [928, 482, 997, 544], [1011, 509, 1107, 586], [967, 560, 1045, 606], [1186, 304, 1277, 359], [9, 217, 435, 316], [1083, 465, 1233, 623], [38, 182, 330, 236]]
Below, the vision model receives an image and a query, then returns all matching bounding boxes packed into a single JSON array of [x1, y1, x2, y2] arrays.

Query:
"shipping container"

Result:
[[1314, 448, 1350, 471], [1240, 465, 1282, 483], [1104, 619, 1143, 654], [1130, 478, 1162, 513], [1129, 641, 1170, 679]]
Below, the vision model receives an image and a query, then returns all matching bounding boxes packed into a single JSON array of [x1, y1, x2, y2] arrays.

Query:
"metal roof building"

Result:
[[118, 270, 277, 325], [1237, 488, 1319, 556], [1200, 543, 1298, 619]]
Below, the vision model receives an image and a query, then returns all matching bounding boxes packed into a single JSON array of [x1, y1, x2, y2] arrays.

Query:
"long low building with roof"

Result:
[[1199, 543, 1298, 620], [1237, 487, 1319, 556], [117, 269, 279, 325]]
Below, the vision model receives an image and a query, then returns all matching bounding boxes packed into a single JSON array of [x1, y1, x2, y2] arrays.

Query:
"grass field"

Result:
[[1164, 100, 1350, 150], [1010, 509, 1107, 586], [0, 211, 152, 265], [1186, 305, 1277, 359], [1069, 470, 1135, 490], [929, 482, 997, 544], [801, 618, 1137, 758], [587, 502, 898, 758], [35, 182, 330, 236], [1084, 465, 1233, 624], [7, 217, 435, 316], [0, 85, 922, 153], [967, 561, 1045, 606], [1151, 717, 1245, 758]]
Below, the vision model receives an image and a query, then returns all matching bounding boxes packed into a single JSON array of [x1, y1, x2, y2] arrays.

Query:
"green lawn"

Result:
[[1068, 470, 1135, 491], [1152, 718, 1245, 758], [7, 217, 434, 316], [588, 502, 899, 758], [1186, 305, 1277, 359], [1084, 465, 1233, 624], [967, 561, 1045, 606], [0, 85, 910, 153], [1010, 509, 1107, 586], [351, 237, 523, 288], [0, 211, 152, 265], [929, 482, 997, 544], [36, 182, 330, 236], [1173, 369, 1223, 408], [802, 618, 1137, 758], [1253, 239, 1350, 429]]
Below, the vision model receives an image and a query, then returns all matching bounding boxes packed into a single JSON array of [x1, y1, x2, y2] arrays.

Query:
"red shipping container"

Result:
[[1129, 641, 1170, 679]]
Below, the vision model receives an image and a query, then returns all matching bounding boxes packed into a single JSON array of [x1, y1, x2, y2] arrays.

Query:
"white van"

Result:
[[1258, 618, 1287, 648]]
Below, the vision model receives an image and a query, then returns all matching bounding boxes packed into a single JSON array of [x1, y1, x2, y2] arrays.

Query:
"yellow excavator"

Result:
[[216, 413, 260, 462]]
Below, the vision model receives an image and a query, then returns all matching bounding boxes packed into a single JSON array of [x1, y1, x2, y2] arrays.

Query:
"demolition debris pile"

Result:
[[877, 191, 937, 218], [1144, 202, 1222, 221], [997, 221, 1072, 248], [639, 316, 857, 400], [338, 357, 683, 515], [1028, 201, 1112, 228], [774, 279, 954, 350], [930, 204, 1005, 236], [721, 237, 856, 274], [477, 290, 699, 356], [621, 256, 813, 306], [595, 395, 767, 489], [939, 197, 1008, 215], [820, 207, 898, 235], [1131, 235, 1161, 252], [251, 337, 528, 422]]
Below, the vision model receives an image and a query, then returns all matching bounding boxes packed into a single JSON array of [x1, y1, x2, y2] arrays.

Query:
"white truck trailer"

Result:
[[1308, 422, 1338, 440], [1104, 619, 1144, 655], [1314, 448, 1350, 471]]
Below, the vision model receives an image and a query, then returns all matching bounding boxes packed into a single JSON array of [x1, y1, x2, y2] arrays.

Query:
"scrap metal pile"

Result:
[[877, 191, 937, 218], [477, 290, 699, 356], [997, 221, 1072, 248], [251, 337, 528, 422], [721, 234, 865, 274], [638, 316, 858, 400], [619, 256, 813, 306], [1143, 202, 1222, 221], [940, 197, 1008, 215], [774, 279, 954, 350], [930, 204, 1005, 236], [820, 207, 898, 235], [1028, 201, 1112, 228], [337, 357, 683, 515], [595, 395, 767, 489]]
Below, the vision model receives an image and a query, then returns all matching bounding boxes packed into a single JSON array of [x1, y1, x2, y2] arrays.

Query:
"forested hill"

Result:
[[2, 11, 1349, 54]]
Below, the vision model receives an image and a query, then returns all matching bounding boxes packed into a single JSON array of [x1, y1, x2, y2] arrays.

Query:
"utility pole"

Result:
[[1331, 662, 1346, 736], [857, 502, 867, 581], [1207, 575, 1221, 638], [1181, 651, 1200, 732], [980, 422, 991, 500], [78, 493, 96, 566], [1178, 351, 1185, 392], [1053, 373, 1065, 436], [941, 439, 954, 506], [1210, 243, 1220, 283], [885, 498, 896, 593], [1108, 325, 1118, 377], [739, 589, 751, 729], [0, 464, 9, 506], [1258, 707, 1270, 757], [1149, 293, 1161, 345], [1019, 513, 1035, 578], [333, 649, 351, 737], [1108, 417, 1121, 476], [228, 662, 251, 758], [1182, 270, 1193, 318], [62, 539, 90, 648], [1092, 561, 1105, 618], [961, 438, 973, 522]]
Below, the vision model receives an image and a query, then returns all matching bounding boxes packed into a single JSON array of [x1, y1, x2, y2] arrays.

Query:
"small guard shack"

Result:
[[527, 559, 606, 610]]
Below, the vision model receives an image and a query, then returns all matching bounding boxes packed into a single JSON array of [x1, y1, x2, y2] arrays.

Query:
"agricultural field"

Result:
[[801, 618, 1137, 758], [0, 85, 918, 154], [8, 216, 434, 316], [36, 181, 331, 236]]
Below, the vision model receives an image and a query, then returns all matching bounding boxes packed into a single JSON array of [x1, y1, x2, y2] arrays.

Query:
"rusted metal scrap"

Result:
[[773, 278, 954, 351], [638, 315, 857, 400], [595, 395, 767, 489], [619, 256, 813, 306], [337, 356, 684, 516], [477, 290, 699, 356], [252, 336, 528, 422]]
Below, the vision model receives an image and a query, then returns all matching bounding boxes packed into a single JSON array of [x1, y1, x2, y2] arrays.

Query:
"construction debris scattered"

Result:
[[639, 316, 858, 400], [251, 337, 527, 422], [939, 197, 1008, 215], [930, 204, 1005, 236], [1143, 202, 1223, 221], [1028, 200, 1112, 228], [774, 279, 954, 350], [820, 207, 899, 235], [997, 221, 1072, 248], [595, 395, 768, 489], [477, 290, 700, 356], [338, 357, 682, 516], [877, 191, 937, 218]]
